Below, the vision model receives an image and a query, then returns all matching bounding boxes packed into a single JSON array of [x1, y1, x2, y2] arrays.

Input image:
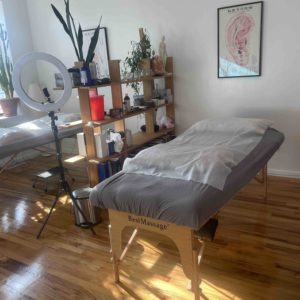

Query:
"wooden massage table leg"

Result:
[[108, 209, 202, 299], [108, 224, 121, 283], [254, 164, 268, 200], [109, 223, 139, 283]]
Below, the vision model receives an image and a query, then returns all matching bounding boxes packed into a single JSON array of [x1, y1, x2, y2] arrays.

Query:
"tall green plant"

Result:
[[124, 29, 153, 94], [0, 24, 13, 99], [51, 0, 101, 64]]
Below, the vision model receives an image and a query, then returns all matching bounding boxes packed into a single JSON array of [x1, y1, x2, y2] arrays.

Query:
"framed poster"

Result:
[[218, 2, 263, 78], [82, 27, 110, 78]]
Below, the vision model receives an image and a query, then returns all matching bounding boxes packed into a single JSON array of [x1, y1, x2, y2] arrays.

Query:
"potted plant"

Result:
[[124, 28, 154, 103], [0, 24, 19, 117], [51, 0, 101, 67]]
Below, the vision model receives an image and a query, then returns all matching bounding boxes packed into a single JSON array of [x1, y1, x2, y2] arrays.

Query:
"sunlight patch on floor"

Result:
[[0, 261, 43, 297], [201, 279, 242, 300], [64, 155, 85, 163]]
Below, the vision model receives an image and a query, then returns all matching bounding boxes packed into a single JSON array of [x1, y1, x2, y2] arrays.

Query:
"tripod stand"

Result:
[[36, 111, 96, 239]]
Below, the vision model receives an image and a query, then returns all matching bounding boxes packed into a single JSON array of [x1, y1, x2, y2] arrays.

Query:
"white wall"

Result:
[[24, 0, 300, 177], [2, 0, 45, 122]]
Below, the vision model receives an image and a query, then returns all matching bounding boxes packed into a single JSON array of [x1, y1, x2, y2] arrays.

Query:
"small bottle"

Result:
[[89, 62, 98, 81], [125, 128, 132, 146], [153, 83, 160, 99], [80, 65, 92, 86], [123, 93, 131, 113]]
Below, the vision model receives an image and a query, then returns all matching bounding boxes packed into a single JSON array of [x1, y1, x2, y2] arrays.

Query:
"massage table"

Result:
[[0, 113, 82, 173], [90, 124, 284, 299]]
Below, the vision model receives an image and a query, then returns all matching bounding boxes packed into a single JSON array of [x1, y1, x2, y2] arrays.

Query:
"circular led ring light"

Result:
[[13, 52, 72, 112]]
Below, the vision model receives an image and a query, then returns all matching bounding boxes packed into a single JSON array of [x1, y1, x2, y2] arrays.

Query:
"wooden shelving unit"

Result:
[[77, 55, 175, 186]]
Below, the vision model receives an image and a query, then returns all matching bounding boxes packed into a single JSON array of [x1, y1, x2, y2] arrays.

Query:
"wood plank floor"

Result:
[[0, 154, 299, 299]]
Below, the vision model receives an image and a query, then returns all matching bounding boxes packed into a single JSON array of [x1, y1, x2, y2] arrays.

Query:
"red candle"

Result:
[[90, 95, 105, 121]]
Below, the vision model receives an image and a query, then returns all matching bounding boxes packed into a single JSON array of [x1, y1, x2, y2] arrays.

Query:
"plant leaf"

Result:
[[65, 0, 72, 38], [85, 24, 100, 64], [69, 13, 82, 61], [51, 4, 70, 36], [65, 0, 80, 59], [51, 2, 80, 61], [78, 24, 83, 61]]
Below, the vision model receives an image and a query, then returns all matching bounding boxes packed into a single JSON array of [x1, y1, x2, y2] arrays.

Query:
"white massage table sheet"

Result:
[[123, 118, 273, 190]]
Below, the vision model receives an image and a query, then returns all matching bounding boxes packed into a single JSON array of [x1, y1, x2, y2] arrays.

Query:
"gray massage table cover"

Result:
[[90, 128, 284, 230]]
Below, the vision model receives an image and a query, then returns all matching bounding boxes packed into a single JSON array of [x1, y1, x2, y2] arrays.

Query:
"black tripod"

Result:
[[36, 111, 96, 239]]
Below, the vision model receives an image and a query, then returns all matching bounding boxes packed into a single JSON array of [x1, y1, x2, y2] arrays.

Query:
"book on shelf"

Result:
[[98, 161, 110, 181], [77, 133, 87, 157], [97, 156, 125, 181], [94, 132, 108, 158]]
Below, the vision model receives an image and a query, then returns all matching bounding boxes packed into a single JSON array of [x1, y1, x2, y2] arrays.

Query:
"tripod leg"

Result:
[[64, 181, 96, 236], [36, 190, 61, 239]]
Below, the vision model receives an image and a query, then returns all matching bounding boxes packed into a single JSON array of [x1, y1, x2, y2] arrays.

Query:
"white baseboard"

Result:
[[268, 168, 300, 179]]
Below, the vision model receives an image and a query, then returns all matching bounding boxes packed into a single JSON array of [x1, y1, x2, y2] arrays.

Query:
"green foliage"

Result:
[[124, 29, 153, 94], [51, 0, 101, 64], [0, 24, 13, 99]]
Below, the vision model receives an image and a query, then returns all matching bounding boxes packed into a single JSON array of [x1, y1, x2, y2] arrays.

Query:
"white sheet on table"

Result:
[[123, 118, 273, 190], [0, 113, 80, 146]]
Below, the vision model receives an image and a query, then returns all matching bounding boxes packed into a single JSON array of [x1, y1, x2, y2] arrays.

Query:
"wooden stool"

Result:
[[32, 166, 74, 193]]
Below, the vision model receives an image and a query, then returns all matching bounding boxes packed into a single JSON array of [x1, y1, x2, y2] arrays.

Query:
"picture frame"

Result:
[[218, 1, 263, 78], [82, 27, 110, 78]]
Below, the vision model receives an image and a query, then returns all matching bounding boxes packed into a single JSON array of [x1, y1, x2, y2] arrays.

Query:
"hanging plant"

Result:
[[51, 0, 101, 64]]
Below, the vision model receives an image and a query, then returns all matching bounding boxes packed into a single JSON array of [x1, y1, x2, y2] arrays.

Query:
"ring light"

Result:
[[12, 52, 72, 112], [12, 52, 96, 238]]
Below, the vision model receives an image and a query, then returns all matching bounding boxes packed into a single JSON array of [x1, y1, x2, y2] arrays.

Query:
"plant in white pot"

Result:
[[0, 24, 19, 117]]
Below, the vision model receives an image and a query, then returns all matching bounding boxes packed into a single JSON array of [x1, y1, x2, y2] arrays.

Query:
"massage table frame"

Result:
[[107, 164, 269, 299], [0, 119, 82, 175], [109, 210, 208, 299], [0, 145, 55, 175]]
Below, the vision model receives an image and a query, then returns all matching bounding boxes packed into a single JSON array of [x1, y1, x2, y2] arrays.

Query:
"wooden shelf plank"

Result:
[[54, 73, 173, 90], [54, 82, 112, 90], [90, 103, 172, 127], [92, 116, 120, 126], [78, 83, 112, 89], [121, 73, 173, 85], [88, 128, 174, 165], [131, 128, 174, 147]]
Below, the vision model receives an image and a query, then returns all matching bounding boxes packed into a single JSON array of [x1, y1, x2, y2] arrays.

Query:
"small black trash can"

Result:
[[72, 187, 101, 227]]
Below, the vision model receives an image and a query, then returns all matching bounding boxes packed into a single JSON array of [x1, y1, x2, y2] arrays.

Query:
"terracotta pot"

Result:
[[0, 97, 19, 117], [151, 55, 164, 75]]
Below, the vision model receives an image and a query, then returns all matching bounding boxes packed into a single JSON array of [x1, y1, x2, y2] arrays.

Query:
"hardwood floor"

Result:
[[0, 154, 299, 299]]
